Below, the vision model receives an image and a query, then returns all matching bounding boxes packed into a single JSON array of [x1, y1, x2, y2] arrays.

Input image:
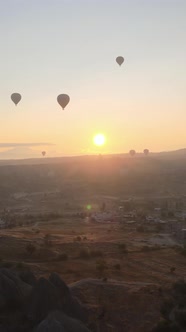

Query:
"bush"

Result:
[[57, 253, 68, 261], [114, 263, 121, 270], [26, 243, 36, 256], [170, 267, 176, 273], [74, 236, 82, 242], [96, 259, 108, 277], [79, 248, 90, 259], [16, 261, 25, 269], [90, 250, 103, 258], [141, 245, 151, 252], [118, 243, 128, 253], [137, 225, 145, 232], [44, 234, 52, 247]]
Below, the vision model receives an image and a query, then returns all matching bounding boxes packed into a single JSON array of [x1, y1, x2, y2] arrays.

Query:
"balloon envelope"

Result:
[[57, 94, 70, 109], [42, 151, 46, 156], [144, 149, 149, 156], [116, 56, 124, 66], [11, 93, 21, 106], [129, 149, 136, 157]]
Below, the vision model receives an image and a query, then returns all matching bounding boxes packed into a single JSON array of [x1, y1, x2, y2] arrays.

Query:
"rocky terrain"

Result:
[[0, 268, 91, 332]]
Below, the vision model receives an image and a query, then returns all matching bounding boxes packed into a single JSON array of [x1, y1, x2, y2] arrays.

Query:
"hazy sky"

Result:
[[0, 0, 186, 158]]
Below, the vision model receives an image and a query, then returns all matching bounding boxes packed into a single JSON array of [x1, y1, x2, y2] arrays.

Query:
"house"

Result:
[[91, 211, 116, 223]]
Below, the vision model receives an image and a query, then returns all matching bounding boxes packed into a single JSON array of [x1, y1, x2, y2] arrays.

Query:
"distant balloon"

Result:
[[144, 149, 149, 156], [11, 93, 21, 106], [129, 149, 136, 157], [42, 151, 46, 157], [116, 56, 124, 66], [57, 94, 70, 110]]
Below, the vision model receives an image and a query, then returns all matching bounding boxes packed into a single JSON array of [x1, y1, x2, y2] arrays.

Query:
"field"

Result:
[[1, 154, 186, 331], [1, 216, 186, 331]]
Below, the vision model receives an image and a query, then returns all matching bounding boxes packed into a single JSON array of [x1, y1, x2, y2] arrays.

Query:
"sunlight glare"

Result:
[[93, 134, 106, 147]]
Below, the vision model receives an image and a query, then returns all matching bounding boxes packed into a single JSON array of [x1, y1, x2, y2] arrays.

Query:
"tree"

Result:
[[26, 243, 36, 256]]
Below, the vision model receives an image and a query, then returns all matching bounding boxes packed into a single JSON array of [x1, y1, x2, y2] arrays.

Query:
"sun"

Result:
[[93, 133, 106, 147]]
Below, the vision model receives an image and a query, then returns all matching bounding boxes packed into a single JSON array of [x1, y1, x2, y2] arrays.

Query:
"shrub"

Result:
[[90, 250, 103, 257], [141, 245, 151, 252], [74, 236, 82, 242], [79, 248, 90, 259], [26, 243, 36, 256], [57, 253, 68, 261], [170, 267, 176, 273], [114, 263, 121, 270], [44, 233, 52, 247], [137, 225, 145, 232], [96, 259, 108, 277], [118, 243, 128, 253], [16, 261, 25, 269]]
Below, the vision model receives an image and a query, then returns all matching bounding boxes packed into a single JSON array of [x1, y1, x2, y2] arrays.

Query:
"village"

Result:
[[1, 192, 186, 246]]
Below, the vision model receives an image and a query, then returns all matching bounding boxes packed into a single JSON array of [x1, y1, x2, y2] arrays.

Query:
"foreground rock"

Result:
[[35, 311, 91, 332], [49, 273, 88, 323], [0, 268, 31, 310], [0, 268, 91, 332]]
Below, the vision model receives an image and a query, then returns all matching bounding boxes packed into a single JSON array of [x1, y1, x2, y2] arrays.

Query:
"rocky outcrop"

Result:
[[35, 311, 91, 332], [0, 268, 31, 310], [18, 270, 37, 286], [0, 268, 90, 332], [25, 277, 62, 323], [49, 273, 88, 323]]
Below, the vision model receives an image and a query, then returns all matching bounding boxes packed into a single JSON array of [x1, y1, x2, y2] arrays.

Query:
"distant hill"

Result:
[[0, 148, 186, 166]]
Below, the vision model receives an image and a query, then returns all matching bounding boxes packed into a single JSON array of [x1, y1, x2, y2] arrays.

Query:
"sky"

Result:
[[0, 0, 186, 158]]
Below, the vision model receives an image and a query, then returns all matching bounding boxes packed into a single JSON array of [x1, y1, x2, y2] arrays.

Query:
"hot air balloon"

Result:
[[57, 94, 70, 110], [144, 149, 149, 156], [116, 56, 124, 66], [11, 93, 21, 106], [42, 151, 46, 157], [129, 149, 136, 157]]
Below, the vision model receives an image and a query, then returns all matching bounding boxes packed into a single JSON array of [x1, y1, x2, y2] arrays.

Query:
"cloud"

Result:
[[0, 143, 55, 148]]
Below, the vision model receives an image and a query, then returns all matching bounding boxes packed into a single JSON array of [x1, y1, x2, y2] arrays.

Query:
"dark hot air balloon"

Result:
[[144, 149, 149, 156], [57, 94, 70, 110], [129, 149, 136, 157], [11, 93, 21, 106], [116, 56, 124, 66], [42, 151, 46, 157]]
